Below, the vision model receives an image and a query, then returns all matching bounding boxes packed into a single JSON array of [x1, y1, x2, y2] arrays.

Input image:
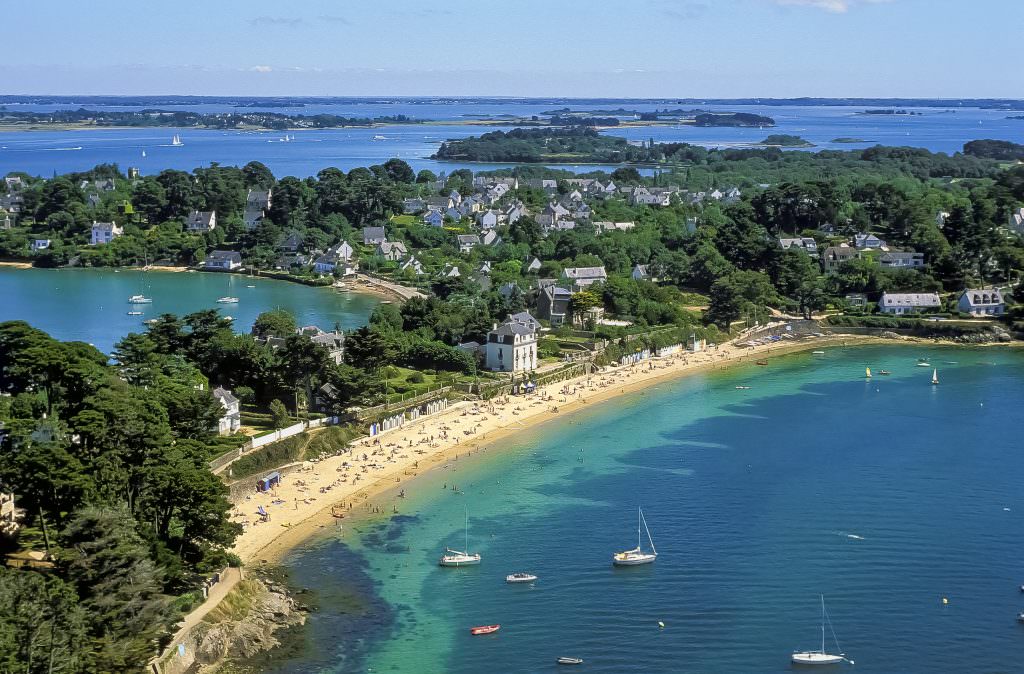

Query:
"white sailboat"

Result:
[[170, 134, 183, 147], [141, 150, 146, 157], [931, 368, 939, 385], [791, 595, 853, 666], [613, 507, 657, 566], [439, 507, 481, 567]]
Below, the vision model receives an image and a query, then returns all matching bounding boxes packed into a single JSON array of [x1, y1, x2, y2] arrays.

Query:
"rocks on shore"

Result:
[[193, 577, 307, 667]]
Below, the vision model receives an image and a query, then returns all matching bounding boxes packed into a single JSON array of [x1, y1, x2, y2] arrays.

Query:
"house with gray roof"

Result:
[[457, 234, 480, 254], [957, 288, 1005, 316], [538, 285, 572, 326], [879, 250, 925, 269], [362, 226, 387, 246], [561, 266, 607, 290], [186, 210, 217, 232], [205, 250, 243, 271], [878, 292, 941, 315], [485, 316, 538, 373], [212, 387, 241, 435]]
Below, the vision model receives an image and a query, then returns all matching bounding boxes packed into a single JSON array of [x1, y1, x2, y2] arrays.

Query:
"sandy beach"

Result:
[[231, 332, 889, 564]]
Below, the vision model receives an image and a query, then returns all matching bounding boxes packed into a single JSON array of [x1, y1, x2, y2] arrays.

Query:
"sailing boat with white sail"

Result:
[[931, 368, 939, 385], [613, 507, 657, 566], [439, 506, 481, 567], [170, 134, 183, 146], [791, 595, 854, 666]]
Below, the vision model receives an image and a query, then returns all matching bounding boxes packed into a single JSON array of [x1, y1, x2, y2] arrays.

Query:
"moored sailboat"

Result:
[[791, 595, 854, 666], [439, 507, 481, 566], [613, 507, 657, 566]]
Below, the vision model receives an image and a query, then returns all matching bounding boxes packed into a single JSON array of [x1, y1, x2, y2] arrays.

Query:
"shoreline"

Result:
[[234, 333, 903, 565]]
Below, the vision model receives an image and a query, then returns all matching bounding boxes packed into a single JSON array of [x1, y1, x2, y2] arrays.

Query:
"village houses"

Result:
[[877, 292, 941, 315], [957, 288, 1005, 316], [204, 250, 243, 271], [90, 221, 123, 245], [186, 210, 217, 232]]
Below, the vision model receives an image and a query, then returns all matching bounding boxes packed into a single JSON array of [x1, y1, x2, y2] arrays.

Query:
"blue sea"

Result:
[[0, 267, 378, 354], [269, 344, 1024, 673], [0, 102, 1021, 178]]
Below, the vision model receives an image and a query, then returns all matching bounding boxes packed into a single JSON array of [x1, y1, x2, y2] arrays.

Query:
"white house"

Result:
[[314, 241, 355, 274], [779, 237, 819, 255], [423, 209, 444, 227], [362, 226, 387, 246], [457, 234, 480, 254], [631, 264, 652, 281], [1009, 207, 1024, 235], [31, 239, 51, 252], [958, 288, 1005, 316], [878, 292, 941, 315], [561, 266, 608, 290], [477, 210, 499, 229], [481, 230, 501, 246], [400, 256, 424, 275], [854, 233, 886, 249], [186, 210, 217, 232], [244, 188, 272, 230], [440, 264, 461, 278], [90, 221, 123, 245], [205, 250, 243, 271], [526, 257, 542, 273], [485, 316, 538, 373], [376, 241, 408, 261], [878, 251, 925, 269], [212, 387, 241, 435]]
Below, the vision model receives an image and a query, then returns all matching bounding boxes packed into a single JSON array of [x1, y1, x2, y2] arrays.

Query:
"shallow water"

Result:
[[276, 344, 1024, 673], [0, 266, 377, 353]]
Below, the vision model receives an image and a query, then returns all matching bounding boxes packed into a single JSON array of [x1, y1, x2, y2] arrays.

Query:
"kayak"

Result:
[[470, 624, 500, 635]]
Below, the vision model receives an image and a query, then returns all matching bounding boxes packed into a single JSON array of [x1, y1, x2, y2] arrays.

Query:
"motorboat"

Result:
[[216, 296, 239, 303], [470, 624, 500, 635], [916, 359, 931, 367], [506, 573, 537, 584], [791, 595, 854, 666], [613, 507, 657, 566], [1017, 613, 1024, 623], [879, 370, 891, 375], [735, 386, 751, 390], [126, 311, 143, 316], [756, 359, 768, 366], [557, 657, 584, 665], [128, 295, 152, 304], [812, 350, 825, 355]]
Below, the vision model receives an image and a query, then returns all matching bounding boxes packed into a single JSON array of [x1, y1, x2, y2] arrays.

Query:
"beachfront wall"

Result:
[[208, 417, 339, 474]]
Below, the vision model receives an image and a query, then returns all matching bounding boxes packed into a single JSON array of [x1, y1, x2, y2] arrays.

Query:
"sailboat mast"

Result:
[[630, 506, 638, 549], [820, 595, 826, 654], [465, 507, 469, 552]]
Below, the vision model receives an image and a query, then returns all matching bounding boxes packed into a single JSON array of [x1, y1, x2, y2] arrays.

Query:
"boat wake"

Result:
[[832, 530, 865, 540], [43, 146, 83, 151]]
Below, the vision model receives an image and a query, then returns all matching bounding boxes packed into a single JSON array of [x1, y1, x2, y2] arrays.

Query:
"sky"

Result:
[[3, 0, 1020, 97]]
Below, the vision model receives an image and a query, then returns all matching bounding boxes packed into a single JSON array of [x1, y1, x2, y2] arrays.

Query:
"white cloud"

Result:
[[248, 65, 273, 73], [773, 0, 893, 12]]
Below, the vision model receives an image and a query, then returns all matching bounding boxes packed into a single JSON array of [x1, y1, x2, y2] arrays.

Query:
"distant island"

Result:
[[858, 109, 923, 116], [1008, 115, 1024, 121], [831, 137, 871, 143], [0, 108, 419, 130], [761, 135, 815, 147], [541, 107, 775, 128], [694, 112, 775, 127]]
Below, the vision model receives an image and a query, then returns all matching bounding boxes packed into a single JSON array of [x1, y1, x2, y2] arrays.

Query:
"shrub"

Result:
[[407, 371, 426, 383], [269, 399, 289, 428]]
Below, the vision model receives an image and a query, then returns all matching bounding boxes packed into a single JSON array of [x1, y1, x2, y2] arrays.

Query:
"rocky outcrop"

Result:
[[192, 578, 306, 670]]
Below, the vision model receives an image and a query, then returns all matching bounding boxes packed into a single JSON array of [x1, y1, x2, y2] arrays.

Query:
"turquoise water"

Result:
[[274, 345, 1024, 673], [0, 267, 378, 353]]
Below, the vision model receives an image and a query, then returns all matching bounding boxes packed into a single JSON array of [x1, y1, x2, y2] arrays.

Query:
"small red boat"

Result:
[[470, 624, 500, 635]]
